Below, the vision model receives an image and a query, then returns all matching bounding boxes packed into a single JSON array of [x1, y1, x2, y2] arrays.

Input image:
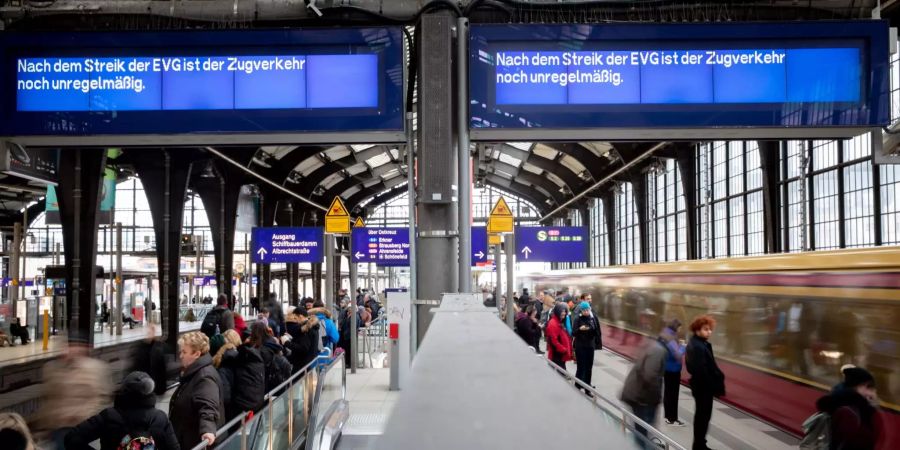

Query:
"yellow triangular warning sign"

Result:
[[353, 217, 365, 228], [490, 197, 513, 217], [326, 197, 350, 218]]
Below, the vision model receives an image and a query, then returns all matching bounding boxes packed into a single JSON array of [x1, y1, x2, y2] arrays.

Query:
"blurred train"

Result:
[[518, 247, 899, 446]]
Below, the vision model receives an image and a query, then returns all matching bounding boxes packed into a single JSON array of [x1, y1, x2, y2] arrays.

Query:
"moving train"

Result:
[[518, 247, 899, 446]]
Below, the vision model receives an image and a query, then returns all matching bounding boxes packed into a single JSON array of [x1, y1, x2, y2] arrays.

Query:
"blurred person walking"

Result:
[[812, 367, 882, 450], [0, 412, 37, 450], [620, 328, 668, 450], [65, 371, 179, 450], [129, 323, 170, 396], [169, 331, 224, 449]]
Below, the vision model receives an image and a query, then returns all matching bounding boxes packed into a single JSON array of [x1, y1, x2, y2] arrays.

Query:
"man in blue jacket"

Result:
[[308, 300, 339, 356], [661, 319, 687, 426]]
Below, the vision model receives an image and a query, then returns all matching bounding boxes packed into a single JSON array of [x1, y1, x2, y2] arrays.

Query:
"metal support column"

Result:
[[116, 223, 123, 336], [406, 111, 418, 356], [456, 17, 472, 293], [349, 257, 358, 373], [493, 242, 502, 317], [9, 223, 20, 319], [325, 236, 335, 311], [505, 233, 515, 329]]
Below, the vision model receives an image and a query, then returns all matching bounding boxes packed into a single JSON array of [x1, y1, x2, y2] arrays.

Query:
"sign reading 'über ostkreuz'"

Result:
[[251, 227, 323, 264], [351, 227, 410, 267]]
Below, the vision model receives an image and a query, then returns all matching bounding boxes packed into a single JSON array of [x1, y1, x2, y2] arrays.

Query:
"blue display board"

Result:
[[471, 226, 488, 265], [515, 227, 588, 263], [470, 21, 889, 136], [351, 227, 410, 267], [251, 227, 324, 264], [0, 28, 404, 139]]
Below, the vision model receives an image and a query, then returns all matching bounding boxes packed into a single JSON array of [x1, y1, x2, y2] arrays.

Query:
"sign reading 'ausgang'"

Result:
[[251, 227, 324, 264]]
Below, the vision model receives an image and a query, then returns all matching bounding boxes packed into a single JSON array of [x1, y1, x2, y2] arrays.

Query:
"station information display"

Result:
[[351, 227, 411, 267], [251, 227, 324, 264], [469, 21, 889, 136], [0, 27, 404, 139], [515, 227, 589, 263]]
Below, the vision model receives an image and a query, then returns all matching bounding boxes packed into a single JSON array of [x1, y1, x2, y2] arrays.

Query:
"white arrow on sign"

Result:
[[355, 251, 365, 259], [521, 246, 532, 259], [474, 251, 485, 259], [257, 247, 268, 260]]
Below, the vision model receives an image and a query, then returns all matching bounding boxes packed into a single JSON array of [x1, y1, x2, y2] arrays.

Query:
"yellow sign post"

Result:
[[353, 217, 366, 228], [487, 197, 514, 234], [488, 233, 501, 246], [42, 311, 49, 351], [325, 197, 351, 234]]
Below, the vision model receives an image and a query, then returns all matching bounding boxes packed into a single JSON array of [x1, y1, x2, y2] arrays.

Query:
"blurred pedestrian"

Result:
[[337, 299, 354, 366], [129, 324, 170, 396], [0, 412, 37, 450], [573, 301, 602, 390], [685, 315, 725, 450], [169, 331, 224, 449], [265, 293, 286, 337], [545, 303, 572, 370], [661, 319, 687, 427], [65, 371, 179, 450], [310, 300, 339, 354], [32, 339, 110, 449], [814, 367, 882, 450], [620, 328, 668, 449]]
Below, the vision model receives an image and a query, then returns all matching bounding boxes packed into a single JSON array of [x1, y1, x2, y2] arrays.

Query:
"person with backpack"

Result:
[[620, 329, 668, 450], [284, 307, 322, 372], [247, 321, 292, 393], [805, 367, 881, 450], [212, 329, 265, 420], [685, 315, 726, 450], [169, 331, 224, 449], [200, 294, 234, 338], [65, 371, 180, 450], [661, 319, 687, 427], [309, 300, 340, 354]]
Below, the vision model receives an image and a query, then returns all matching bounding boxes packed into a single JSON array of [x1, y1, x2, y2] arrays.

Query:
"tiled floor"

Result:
[[341, 368, 397, 437], [0, 321, 201, 367]]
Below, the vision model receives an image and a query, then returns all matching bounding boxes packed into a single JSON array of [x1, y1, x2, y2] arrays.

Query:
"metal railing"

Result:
[[541, 354, 687, 450], [187, 348, 347, 450]]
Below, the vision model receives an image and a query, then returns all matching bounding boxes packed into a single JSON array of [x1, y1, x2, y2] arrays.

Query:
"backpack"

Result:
[[201, 308, 223, 337], [799, 411, 831, 450], [263, 349, 291, 392], [118, 432, 155, 450]]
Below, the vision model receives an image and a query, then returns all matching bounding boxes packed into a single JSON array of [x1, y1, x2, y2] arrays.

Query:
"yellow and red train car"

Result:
[[519, 247, 900, 448]]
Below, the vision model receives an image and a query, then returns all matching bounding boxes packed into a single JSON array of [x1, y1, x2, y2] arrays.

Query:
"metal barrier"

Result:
[[542, 355, 687, 450]]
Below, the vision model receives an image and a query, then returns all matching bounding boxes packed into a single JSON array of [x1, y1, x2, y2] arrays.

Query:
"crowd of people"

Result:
[[509, 288, 885, 450], [0, 289, 384, 450]]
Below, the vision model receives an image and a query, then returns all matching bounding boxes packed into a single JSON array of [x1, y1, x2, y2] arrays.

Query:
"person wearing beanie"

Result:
[[816, 366, 881, 450], [545, 303, 573, 370], [662, 319, 687, 427], [572, 301, 602, 391], [831, 364, 857, 393], [65, 371, 180, 450]]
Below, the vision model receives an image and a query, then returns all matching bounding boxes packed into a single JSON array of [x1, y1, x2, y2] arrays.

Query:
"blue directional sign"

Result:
[[515, 226, 588, 263], [351, 227, 410, 267], [251, 227, 324, 264], [472, 226, 488, 266]]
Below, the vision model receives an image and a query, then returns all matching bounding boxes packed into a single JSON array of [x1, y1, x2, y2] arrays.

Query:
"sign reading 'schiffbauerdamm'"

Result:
[[251, 227, 323, 264]]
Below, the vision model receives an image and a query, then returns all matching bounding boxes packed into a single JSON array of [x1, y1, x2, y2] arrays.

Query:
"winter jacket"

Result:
[[621, 338, 667, 407], [218, 346, 265, 419], [212, 306, 235, 333], [685, 335, 725, 397], [572, 314, 602, 351], [66, 372, 180, 450], [816, 389, 881, 450], [661, 327, 685, 373], [129, 339, 170, 395], [285, 313, 322, 372], [233, 314, 248, 339], [265, 298, 285, 336], [260, 339, 293, 392], [309, 307, 339, 350], [32, 355, 111, 434], [169, 354, 225, 450], [514, 312, 541, 350], [545, 316, 572, 362]]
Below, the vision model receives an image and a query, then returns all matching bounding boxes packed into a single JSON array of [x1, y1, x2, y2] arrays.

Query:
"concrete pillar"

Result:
[[414, 14, 460, 344]]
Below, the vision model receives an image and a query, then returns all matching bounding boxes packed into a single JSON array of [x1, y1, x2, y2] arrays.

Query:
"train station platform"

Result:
[[0, 320, 201, 368]]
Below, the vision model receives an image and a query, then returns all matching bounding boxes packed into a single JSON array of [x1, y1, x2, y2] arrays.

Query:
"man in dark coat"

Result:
[[621, 330, 667, 450], [284, 307, 321, 372], [65, 371, 180, 450], [129, 324, 170, 395], [169, 333, 224, 449], [816, 367, 882, 450], [685, 315, 726, 450], [265, 293, 286, 337]]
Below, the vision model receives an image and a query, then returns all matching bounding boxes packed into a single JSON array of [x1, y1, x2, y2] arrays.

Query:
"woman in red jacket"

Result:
[[545, 303, 572, 369]]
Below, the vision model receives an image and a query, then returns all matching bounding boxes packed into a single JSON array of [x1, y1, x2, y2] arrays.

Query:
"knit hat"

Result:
[[209, 333, 226, 357], [121, 371, 155, 396], [579, 301, 591, 311], [842, 367, 875, 388]]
